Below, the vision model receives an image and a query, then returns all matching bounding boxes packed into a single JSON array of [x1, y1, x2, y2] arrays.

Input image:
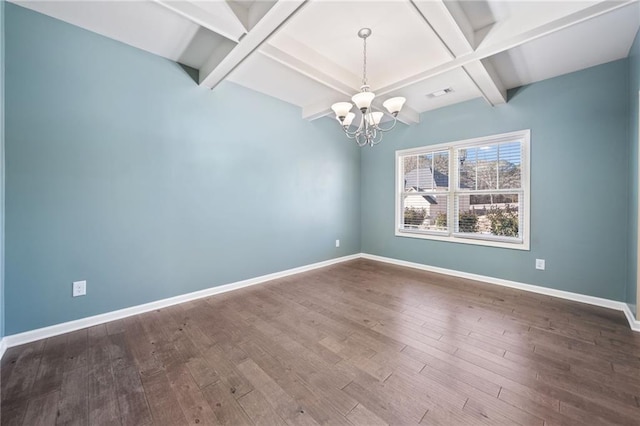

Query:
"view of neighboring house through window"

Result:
[[396, 130, 530, 250]]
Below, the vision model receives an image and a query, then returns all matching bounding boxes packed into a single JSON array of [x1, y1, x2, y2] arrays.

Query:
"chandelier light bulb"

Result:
[[365, 111, 384, 126], [331, 102, 353, 120], [383, 97, 406, 116], [342, 112, 355, 127], [352, 91, 376, 111]]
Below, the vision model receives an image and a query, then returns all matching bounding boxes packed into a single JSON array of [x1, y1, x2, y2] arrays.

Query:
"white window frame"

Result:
[[395, 129, 530, 251]]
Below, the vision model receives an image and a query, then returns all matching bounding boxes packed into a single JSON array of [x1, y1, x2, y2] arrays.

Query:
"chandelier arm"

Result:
[[371, 127, 383, 147], [344, 115, 365, 137], [374, 114, 399, 133], [364, 113, 369, 136], [343, 128, 358, 139], [372, 131, 384, 146], [354, 132, 368, 147], [357, 118, 370, 144], [366, 128, 374, 147]]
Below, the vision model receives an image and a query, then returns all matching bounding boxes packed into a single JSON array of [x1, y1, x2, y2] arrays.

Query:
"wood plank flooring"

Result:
[[2, 259, 640, 425]]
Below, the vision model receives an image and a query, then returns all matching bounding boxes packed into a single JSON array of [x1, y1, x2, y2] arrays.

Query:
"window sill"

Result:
[[395, 229, 530, 251]]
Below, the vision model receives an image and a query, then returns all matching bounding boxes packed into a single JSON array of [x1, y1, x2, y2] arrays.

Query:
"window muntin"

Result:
[[396, 130, 530, 250]]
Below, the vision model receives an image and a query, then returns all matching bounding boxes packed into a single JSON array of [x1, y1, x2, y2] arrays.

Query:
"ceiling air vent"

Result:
[[427, 88, 453, 98]]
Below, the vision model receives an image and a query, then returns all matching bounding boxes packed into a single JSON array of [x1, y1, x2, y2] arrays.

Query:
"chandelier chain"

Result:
[[362, 36, 367, 87]]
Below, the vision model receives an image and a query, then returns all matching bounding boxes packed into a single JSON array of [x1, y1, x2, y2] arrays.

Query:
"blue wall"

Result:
[[4, 4, 360, 334], [361, 59, 630, 301], [0, 0, 5, 339], [628, 29, 640, 315]]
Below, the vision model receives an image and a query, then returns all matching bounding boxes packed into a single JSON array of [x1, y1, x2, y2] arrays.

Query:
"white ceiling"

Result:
[[488, 3, 639, 88], [11, 0, 640, 125]]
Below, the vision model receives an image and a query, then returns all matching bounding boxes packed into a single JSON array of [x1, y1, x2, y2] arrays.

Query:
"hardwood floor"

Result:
[[2, 259, 640, 425]]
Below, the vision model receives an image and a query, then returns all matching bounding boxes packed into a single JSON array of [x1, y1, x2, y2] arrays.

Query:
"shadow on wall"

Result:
[[507, 86, 531, 102], [178, 64, 199, 85]]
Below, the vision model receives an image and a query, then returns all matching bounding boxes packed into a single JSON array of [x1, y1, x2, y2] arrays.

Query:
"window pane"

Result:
[[456, 193, 520, 238], [458, 142, 522, 191], [476, 145, 498, 190], [432, 151, 449, 191], [458, 147, 476, 190], [498, 142, 522, 189], [402, 151, 449, 192], [417, 153, 433, 190], [402, 194, 448, 232], [458, 146, 499, 190], [403, 155, 417, 191]]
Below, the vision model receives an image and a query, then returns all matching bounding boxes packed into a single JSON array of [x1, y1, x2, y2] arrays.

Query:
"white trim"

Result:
[[0, 338, 6, 360], [361, 253, 640, 332], [623, 304, 640, 332], [395, 230, 528, 251], [395, 129, 531, 157], [636, 90, 640, 321], [2, 254, 360, 349]]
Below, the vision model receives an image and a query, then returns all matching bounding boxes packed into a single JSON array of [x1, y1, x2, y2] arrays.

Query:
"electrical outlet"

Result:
[[73, 280, 87, 297], [535, 259, 545, 270], [335, 239, 340, 248]]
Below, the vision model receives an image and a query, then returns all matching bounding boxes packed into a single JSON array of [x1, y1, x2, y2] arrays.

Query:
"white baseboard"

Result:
[[0, 338, 6, 360], [361, 253, 640, 332], [622, 304, 640, 332], [2, 251, 638, 359], [1, 254, 361, 351]]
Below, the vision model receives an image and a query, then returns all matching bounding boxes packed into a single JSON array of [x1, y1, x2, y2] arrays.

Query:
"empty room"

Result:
[[1, 0, 640, 425]]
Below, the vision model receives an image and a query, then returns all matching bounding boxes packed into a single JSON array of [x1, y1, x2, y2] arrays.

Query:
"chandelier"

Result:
[[331, 28, 406, 147]]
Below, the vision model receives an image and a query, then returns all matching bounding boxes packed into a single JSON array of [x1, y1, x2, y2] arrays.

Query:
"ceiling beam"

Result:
[[302, 102, 335, 122], [391, 104, 420, 126], [379, 0, 635, 97], [463, 60, 507, 106], [410, 0, 475, 56], [198, 0, 308, 89], [411, 0, 506, 106], [154, 0, 247, 42]]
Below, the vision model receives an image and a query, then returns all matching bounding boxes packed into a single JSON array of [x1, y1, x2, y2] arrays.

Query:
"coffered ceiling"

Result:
[[12, 0, 640, 125]]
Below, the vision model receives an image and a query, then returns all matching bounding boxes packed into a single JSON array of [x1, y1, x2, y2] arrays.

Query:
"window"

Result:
[[396, 130, 530, 250]]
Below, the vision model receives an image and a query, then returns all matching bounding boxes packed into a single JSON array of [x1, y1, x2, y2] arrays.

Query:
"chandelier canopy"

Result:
[[331, 28, 406, 147]]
